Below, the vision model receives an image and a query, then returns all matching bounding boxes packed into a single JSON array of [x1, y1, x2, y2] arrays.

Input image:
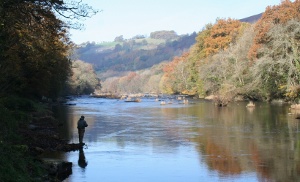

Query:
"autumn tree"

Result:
[[198, 25, 255, 101], [100, 62, 166, 94], [189, 19, 246, 61], [204, 18, 246, 56], [144, 74, 162, 93], [0, 0, 96, 98], [185, 24, 212, 96], [250, 20, 300, 101], [162, 52, 190, 94], [167, 19, 248, 97], [136, 64, 164, 94], [248, 0, 300, 60], [189, 24, 212, 61], [162, 55, 182, 94], [125, 72, 143, 93], [101, 77, 120, 93]]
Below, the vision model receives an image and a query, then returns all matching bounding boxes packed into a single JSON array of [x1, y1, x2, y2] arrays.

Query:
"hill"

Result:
[[74, 30, 197, 77], [239, 13, 262, 23], [74, 14, 262, 84]]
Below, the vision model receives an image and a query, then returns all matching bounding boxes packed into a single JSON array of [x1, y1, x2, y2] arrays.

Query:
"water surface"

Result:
[[51, 96, 300, 182]]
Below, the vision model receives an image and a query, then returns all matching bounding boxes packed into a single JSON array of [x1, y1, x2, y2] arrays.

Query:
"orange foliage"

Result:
[[119, 72, 139, 84], [127, 72, 137, 80], [249, 0, 300, 60], [204, 18, 243, 56], [162, 52, 190, 93], [163, 52, 189, 78]]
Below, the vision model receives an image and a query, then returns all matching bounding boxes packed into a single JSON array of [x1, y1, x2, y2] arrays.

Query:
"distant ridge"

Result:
[[239, 13, 263, 23]]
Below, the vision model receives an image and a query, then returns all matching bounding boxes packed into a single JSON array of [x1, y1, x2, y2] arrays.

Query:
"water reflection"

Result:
[[190, 102, 300, 182], [78, 148, 88, 168], [53, 97, 300, 182]]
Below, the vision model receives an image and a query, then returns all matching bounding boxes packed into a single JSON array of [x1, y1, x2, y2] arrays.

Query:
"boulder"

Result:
[[44, 160, 72, 181]]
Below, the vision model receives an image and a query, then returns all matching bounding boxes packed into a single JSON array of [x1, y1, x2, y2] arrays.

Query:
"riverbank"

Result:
[[0, 96, 82, 181]]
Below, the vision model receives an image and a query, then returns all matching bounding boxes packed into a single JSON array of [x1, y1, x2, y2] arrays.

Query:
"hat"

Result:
[[80, 115, 85, 119]]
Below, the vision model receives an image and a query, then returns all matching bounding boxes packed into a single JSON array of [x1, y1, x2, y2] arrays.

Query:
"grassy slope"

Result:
[[94, 38, 167, 50]]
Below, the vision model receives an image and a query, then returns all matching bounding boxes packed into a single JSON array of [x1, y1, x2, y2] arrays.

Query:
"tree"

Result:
[[162, 52, 190, 94], [100, 62, 166, 94], [185, 24, 212, 96], [67, 60, 101, 95], [114, 44, 122, 51], [250, 20, 300, 101], [248, 0, 300, 60], [150, 30, 179, 40], [114, 35, 124, 42], [0, 0, 97, 98], [195, 25, 255, 101], [203, 18, 245, 56]]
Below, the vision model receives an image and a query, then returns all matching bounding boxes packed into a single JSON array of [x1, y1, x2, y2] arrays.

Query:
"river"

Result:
[[48, 96, 300, 182]]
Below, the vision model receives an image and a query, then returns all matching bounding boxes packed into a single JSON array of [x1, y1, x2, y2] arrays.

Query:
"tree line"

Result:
[[0, 0, 99, 181], [101, 0, 300, 103], [0, 0, 99, 99]]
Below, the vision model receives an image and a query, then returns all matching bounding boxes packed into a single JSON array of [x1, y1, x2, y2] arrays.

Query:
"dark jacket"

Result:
[[77, 118, 88, 129]]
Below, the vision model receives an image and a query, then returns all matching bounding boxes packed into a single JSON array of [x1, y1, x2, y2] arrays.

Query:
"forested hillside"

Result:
[[98, 0, 300, 104], [75, 31, 197, 74]]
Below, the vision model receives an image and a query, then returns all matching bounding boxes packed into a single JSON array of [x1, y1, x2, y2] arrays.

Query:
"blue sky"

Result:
[[70, 0, 282, 44]]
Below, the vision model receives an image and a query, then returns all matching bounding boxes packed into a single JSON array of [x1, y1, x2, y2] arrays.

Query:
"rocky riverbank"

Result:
[[18, 106, 83, 181]]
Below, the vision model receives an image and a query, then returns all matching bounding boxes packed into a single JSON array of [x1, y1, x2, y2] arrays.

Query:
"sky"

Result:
[[69, 0, 282, 44]]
